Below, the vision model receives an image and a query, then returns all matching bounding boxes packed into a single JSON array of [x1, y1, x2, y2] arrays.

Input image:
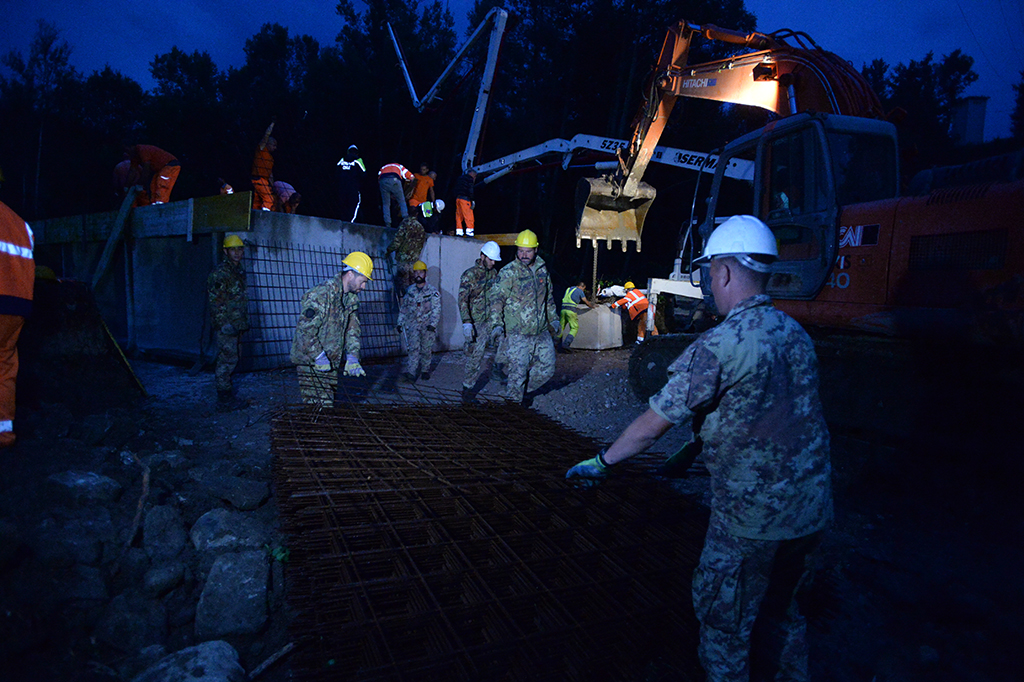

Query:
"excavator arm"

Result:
[[578, 20, 883, 250]]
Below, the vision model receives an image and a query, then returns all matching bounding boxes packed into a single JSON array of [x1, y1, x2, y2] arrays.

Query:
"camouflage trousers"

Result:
[[693, 518, 823, 682], [214, 332, 240, 392], [503, 332, 556, 403], [403, 325, 436, 377], [462, 324, 496, 390], [296, 365, 337, 406]]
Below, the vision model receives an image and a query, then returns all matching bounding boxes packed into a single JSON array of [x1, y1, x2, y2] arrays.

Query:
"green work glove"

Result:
[[566, 448, 611, 487], [313, 351, 331, 372], [343, 354, 365, 377], [658, 437, 703, 478]]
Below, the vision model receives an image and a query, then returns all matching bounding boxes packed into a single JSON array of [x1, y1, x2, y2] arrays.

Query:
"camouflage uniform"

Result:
[[490, 254, 558, 403], [397, 281, 441, 377], [459, 258, 498, 390], [386, 217, 426, 294], [207, 259, 249, 393], [290, 274, 361, 405], [648, 294, 832, 682]]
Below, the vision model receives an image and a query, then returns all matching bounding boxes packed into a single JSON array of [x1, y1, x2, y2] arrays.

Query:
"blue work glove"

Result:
[[463, 322, 475, 341], [343, 354, 365, 377], [566, 449, 611, 488], [313, 351, 331, 372]]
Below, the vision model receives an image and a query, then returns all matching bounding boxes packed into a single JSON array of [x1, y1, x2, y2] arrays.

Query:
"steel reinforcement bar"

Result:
[[273, 397, 710, 681]]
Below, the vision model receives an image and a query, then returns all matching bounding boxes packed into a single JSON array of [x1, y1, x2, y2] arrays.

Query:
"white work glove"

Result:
[[470, 201, 476, 210], [463, 322, 475, 340], [313, 351, 331, 372], [551, 319, 561, 336], [490, 326, 504, 344], [343, 354, 365, 377]]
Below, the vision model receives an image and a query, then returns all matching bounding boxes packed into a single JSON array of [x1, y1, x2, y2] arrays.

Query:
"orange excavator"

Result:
[[574, 21, 1023, 399]]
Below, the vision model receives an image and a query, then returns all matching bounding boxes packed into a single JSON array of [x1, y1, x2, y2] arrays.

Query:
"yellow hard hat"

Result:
[[342, 251, 374, 279], [515, 229, 539, 248], [412, 260, 427, 271], [624, 281, 635, 289], [223, 235, 244, 248]]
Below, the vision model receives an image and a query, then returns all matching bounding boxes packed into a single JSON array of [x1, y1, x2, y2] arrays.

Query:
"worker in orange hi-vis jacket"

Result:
[[251, 120, 277, 211], [0, 201, 34, 448], [612, 281, 659, 344], [127, 144, 180, 206]]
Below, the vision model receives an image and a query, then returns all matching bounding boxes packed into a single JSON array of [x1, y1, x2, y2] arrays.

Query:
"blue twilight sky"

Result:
[[1, 0, 1022, 140]]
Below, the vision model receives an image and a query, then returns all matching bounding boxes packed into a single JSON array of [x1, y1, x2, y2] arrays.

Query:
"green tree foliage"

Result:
[[861, 49, 978, 173]]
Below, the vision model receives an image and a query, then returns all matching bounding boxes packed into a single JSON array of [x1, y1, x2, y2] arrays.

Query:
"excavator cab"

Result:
[[698, 113, 898, 300]]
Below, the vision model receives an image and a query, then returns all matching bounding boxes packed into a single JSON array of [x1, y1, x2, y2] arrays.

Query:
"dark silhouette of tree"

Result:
[[1012, 69, 1024, 141], [861, 50, 978, 175], [0, 20, 80, 217]]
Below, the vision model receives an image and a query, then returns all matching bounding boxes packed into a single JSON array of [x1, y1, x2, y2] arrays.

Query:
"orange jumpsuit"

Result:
[[613, 288, 659, 341], [0, 201, 34, 447], [251, 147, 275, 211], [128, 145, 180, 206]]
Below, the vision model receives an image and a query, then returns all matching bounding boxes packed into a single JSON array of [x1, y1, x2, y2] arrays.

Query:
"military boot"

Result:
[[461, 387, 478, 404]]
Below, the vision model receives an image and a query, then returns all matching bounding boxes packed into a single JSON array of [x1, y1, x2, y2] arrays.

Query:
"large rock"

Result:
[[131, 641, 244, 682], [144, 561, 185, 597], [57, 564, 109, 602], [199, 475, 270, 511], [144, 505, 187, 560], [194, 551, 268, 639], [189, 509, 269, 553], [32, 507, 115, 566], [96, 590, 168, 652], [47, 470, 123, 504]]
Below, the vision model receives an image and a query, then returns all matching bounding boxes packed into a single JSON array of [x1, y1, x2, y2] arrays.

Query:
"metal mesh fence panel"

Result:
[[242, 240, 402, 370]]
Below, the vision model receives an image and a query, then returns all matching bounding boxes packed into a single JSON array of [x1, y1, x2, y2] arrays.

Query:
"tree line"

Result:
[[1, 0, 1018, 288]]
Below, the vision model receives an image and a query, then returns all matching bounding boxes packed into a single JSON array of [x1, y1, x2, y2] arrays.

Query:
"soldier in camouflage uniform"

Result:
[[458, 241, 501, 402], [489, 230, 560, 405], [290, 251, 373, 405], [207, 235, 250, 411], [385, 216, 426, 296], [396, 260, 440, 381], [567, 216, 832, 682]]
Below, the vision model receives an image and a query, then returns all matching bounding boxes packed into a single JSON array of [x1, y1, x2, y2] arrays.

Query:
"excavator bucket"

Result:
[[575, 177, 656, 251]]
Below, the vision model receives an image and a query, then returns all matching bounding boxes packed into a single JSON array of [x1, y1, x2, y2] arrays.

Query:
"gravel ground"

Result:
[[2, 338, 1020, 681]]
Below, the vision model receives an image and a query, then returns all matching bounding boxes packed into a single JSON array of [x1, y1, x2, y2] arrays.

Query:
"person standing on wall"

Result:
[[127, 144, 180, 207], [566, 216, 832, 682], [251, 120, 277, 211], [207, 235, 251, 412], [453, 169, 477, 237], [337, 144, 365, 222], [290, 252, 373, 405], [0, 200, 33, 448], [396, 260, 441, 382], [378, 162, 413, 228]]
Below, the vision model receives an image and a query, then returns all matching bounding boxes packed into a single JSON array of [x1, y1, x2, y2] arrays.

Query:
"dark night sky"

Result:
[[2, 0, 1022, 140]]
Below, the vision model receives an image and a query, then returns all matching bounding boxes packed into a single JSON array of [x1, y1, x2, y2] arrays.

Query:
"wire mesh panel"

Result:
[[243, 240, 402, 370], [273, 393, 710, 681]]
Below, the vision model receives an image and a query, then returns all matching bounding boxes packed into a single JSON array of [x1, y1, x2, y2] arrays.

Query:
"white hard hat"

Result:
[[434, 199, 445, 213], [694, 215, 778, 272], [481, 240, 501, 261]]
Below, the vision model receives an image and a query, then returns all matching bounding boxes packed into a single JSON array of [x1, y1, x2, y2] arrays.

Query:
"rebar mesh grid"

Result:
[[243, 241, 402, 370], [273, 398, 710, 681]]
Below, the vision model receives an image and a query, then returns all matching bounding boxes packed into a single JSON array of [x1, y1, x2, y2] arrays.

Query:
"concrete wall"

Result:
[[34, 203, 499, 367]]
